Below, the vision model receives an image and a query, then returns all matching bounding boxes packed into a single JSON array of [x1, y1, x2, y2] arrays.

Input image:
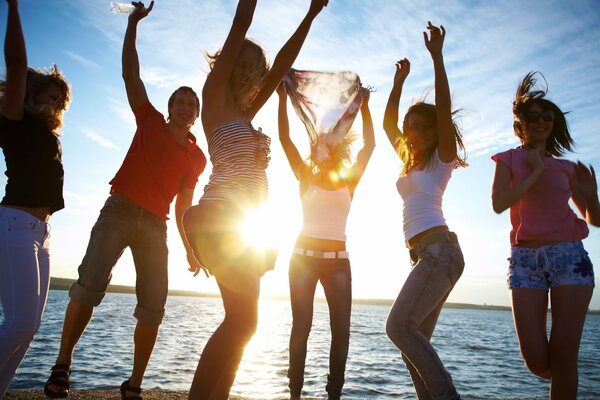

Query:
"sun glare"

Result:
[[239, 205, 280, 249]]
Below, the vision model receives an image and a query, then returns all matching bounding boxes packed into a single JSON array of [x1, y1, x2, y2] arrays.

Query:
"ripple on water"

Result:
[[5, 292, 600, 399]]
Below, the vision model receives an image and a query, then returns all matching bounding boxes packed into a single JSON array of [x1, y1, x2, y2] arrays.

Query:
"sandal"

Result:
[[120, 379, 143, 400], [43, 363, 71, 398]]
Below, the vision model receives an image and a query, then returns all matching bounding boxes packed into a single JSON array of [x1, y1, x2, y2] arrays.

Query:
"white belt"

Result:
[[293, 247, 349, 259]]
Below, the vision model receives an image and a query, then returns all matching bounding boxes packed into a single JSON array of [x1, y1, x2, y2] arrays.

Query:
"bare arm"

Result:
[[424, 22, 455, 163], [348, 88, 375, 192], [203, 0, 256, 102], [175, 186, 206, 277], [491, 151, 544, 214], [247, 0, 327, 118], [571, 162, 600, 226], [122, 1, 154, 111], [277, 83, 307, 180], [1, 0, 27, 120], [382, 58, 410, 152]]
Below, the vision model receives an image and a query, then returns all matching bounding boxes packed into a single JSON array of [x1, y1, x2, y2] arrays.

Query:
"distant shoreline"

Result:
[[49, 277, 600, 315]]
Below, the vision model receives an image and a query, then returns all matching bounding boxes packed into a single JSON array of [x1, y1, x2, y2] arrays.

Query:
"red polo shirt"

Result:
[[109, 101, 206, 220]]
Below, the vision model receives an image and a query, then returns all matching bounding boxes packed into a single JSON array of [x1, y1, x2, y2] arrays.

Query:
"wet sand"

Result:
[[6, 391, 587, 400], [3, 391, 319, 400]]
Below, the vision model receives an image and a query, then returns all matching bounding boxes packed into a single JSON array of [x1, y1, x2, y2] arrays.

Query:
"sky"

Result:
[[1, 0, 600, 309]]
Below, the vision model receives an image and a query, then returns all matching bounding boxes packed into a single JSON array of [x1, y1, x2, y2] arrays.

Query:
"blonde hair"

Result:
[[0, 65, 71, 135], [307, 130, 358, 174], [207, 38, 269, 111]]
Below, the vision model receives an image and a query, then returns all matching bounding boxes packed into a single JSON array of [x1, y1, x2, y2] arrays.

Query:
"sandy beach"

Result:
[[3, 392, 338, 400], [7, 392, 597, 400], [5, 391, 245, 400]]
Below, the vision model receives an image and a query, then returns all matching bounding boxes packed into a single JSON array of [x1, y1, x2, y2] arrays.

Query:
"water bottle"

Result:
[[110, 2, 135, 14]]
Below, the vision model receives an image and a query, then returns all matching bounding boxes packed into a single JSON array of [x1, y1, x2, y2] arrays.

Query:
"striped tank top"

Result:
[[201, 120, 271, 205]]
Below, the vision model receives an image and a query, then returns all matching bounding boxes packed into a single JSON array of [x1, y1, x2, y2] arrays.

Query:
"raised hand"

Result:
[[423, 21, 445, 57], [360, 86, 372, 105], [276, 81, 287, 98], [129, 1, 154, 23], [308, 0, 328, 18], [393, 58, 410, 86]]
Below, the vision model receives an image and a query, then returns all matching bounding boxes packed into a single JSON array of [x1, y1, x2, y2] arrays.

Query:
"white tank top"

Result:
[[396, 151, 456, 242], [300, 184, 352, 241]]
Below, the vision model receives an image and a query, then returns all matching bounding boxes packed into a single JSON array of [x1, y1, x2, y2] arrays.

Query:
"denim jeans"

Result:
[[287, 254, 352, 400], [386, 241, 464, 400], [0, 206, 51, 396], [69, 195, 168, 325]]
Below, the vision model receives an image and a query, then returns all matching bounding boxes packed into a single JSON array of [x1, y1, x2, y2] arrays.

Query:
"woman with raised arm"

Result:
[[0, 0, 70, 396], [382, 22, 467, 400], [277, 81, 374, 400], [183, 1, 328, 399], [491, 72, 598, 399]]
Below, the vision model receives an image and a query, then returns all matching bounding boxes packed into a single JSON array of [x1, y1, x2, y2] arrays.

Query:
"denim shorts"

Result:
[[508, 241, 594, 289], [69, 195, 168, 325]]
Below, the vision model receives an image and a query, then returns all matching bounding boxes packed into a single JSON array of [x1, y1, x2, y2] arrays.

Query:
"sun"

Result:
[[239, 203, 284, 250]]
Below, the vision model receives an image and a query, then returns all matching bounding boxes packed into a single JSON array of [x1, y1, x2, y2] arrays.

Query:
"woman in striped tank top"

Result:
[[183, 1, 328, 399]]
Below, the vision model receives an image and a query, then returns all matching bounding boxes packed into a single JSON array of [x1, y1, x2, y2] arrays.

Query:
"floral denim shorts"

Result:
[[507, 241, 594, 289]]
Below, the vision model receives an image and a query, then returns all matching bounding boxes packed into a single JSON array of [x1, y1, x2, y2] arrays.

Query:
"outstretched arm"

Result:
[[277, 82, 307, 180], [1, 0, 27, 120], [122, 1, 154, 111], [203, 0, 257, 99], [572, 162, 600, 226], [424, 22, 455, 163], [248, 0, 328, 118], [349, 88, 375, 192], [382, 58, 410, 151]]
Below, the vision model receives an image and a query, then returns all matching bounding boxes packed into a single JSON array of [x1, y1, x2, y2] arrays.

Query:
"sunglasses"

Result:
[[524, 110, 555, 123]]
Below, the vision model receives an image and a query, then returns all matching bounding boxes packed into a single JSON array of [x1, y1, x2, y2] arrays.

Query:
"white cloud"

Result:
[[81, 127, 119, 150], [63, 49, 102, 70]]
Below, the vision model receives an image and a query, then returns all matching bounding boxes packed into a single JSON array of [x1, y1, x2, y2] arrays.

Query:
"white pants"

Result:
[[0, 206, 51, 396]]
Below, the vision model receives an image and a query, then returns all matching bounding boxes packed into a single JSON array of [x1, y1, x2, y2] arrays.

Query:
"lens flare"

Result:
[[239, 205, 279, 249]]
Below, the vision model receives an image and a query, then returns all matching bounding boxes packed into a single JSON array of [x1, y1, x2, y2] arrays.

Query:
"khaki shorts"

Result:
[[69, 195, 168, 325]]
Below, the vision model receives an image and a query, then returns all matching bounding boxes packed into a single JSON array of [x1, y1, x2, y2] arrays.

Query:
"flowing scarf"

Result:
[[283, 68, 363, 163]]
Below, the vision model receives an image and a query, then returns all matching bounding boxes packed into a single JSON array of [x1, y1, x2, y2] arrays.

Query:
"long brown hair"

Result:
[[396, 102, 467, 175]]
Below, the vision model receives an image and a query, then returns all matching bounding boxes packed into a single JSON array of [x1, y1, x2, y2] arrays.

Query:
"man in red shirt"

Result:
[[44, 2, 206, 398]]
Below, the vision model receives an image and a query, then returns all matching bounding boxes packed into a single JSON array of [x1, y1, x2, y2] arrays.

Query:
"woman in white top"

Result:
[[277, 83, 374, 400], [382, 22, 467, 400]]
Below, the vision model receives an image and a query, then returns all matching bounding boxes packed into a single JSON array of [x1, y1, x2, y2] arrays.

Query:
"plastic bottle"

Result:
[[110, 2, 135, 14]]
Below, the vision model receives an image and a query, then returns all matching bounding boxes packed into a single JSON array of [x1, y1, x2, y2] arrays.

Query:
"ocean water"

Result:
[[5, 290, 600, 399]]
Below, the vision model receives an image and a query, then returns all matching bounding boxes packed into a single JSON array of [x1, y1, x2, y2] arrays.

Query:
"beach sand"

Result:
[[5, 391, 600, 400], [5, 391, 585, 400], [3, 391, 322, 400], [6, 390, 198, 400]]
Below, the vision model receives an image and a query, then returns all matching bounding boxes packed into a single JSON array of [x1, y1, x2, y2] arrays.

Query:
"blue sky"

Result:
[[2, 0, 600, 309]]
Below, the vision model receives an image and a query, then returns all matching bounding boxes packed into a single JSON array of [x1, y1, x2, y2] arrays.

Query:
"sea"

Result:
[[5, 290, 600, 399]]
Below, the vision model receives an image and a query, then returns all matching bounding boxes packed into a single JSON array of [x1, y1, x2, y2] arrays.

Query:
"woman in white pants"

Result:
[[0, 0, 70, 396]]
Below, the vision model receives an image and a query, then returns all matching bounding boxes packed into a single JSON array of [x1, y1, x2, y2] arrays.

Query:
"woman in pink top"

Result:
[[492, 72, 599, 399]]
